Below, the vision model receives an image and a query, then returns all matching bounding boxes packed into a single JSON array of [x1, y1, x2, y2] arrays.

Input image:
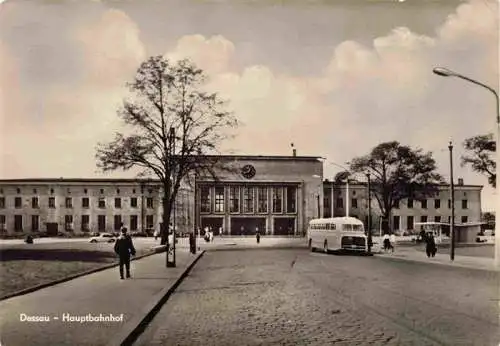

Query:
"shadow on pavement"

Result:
[[0, 249, 116, 262]]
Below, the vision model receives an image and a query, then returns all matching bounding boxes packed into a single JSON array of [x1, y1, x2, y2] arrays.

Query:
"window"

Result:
[[257, 187, 268, 213], [84, 188, 88, 194], [67, 188, 71, 194], [15, 197, 22, 208], [420, 215, 427, 223], [65, 215, 73, 231], [115, 198, 122, 209], [114, 215, 122, 231], [132, 189, 136, 194], [146, 197, 154, 209], [146, 215, 154, 229], [394, 200, 399, 209], [98, 215, 106, 231], [33, 188, 37, 194], [434, 216, 441, 223], [272, 187, 283, 213], [116, 189, 120, 194], [81, 215, 90, 231], [82, 197, 89, 208], [130, 215, 138, 231], [462, 200, 468, 209], [393, 216, 400, 230], [14, 215, 23, 231], [131, 197, 138, 208], [434, 199, 441, 209], [31, 215, 39, 231], [461, 216, 468, 223], [243, 187, 254, 213], [200, 186, 211, 213], [286, 186, 297, 213], [16, 188, 21, 194], [407, 216, 414, 230], [407, 199, 413, 208], [351, 198, 358, 209], [214, 187, 225, 213], [0, 197, 4, 208], [229, 187, 240, 213], [100, 189, 104, 194], [0, 215, 5, 230], [50, 188, 54, 194], [49, 197, 56, 208], [336, 198, 343, 209], [65, 197, 73, 208], [421, 199, 427, 209], [32, 197, 39, 209], [98, 197, 106, 208]]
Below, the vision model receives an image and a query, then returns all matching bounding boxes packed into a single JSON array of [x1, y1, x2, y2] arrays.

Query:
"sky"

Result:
[[0, 0, 498, 211]]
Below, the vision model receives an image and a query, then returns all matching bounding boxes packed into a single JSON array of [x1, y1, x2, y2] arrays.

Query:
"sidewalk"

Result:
[[376, 246, 498, 272], [0, 249, 203, 346]]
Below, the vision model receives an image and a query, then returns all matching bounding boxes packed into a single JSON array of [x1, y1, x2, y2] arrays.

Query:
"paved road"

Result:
[[136, 248, 500, 346]]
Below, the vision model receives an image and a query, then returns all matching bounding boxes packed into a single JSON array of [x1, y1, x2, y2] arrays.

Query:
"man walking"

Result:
[[114, 224, 136, 279]]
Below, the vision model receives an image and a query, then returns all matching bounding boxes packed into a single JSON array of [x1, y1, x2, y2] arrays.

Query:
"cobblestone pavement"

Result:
[[135, 249, 500, 346]]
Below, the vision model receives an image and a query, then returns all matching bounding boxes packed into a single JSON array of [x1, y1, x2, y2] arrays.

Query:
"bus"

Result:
[[307, 217, 367, 253]]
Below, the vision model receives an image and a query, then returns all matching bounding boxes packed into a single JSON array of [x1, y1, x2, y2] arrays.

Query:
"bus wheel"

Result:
[[323, 241, 328, 254], [309, 239, 315, 252]]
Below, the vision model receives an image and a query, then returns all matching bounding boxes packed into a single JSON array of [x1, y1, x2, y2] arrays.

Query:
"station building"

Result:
[[0, 153, 483, 238]]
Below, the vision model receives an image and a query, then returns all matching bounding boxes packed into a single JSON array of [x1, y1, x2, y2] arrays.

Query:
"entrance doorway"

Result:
[[46, 223, 58, 236], [273, 217, 296, 235], [201, 217, 224, 236], [230, 217, 266, 236]]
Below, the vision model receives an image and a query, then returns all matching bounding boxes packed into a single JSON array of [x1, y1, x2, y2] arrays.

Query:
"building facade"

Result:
[[322, 178, 482, 234], [0, 155, 323, 236], [193, 155, 323, 236]]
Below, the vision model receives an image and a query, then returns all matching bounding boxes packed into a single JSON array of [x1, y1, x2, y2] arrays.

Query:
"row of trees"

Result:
[[95, 55, 496, 241]]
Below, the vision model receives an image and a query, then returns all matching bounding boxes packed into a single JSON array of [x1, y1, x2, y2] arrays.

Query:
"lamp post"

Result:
[[366, 173, 372, 253], [433, 67, 499, 267], [449, 141, 456, 261]]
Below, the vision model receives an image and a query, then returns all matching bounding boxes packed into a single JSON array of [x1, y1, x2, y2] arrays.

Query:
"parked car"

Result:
[[89, 233, 116, 243]]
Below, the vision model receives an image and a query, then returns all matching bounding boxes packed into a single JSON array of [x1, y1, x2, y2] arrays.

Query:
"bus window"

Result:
[[352, 225, 363, 232]]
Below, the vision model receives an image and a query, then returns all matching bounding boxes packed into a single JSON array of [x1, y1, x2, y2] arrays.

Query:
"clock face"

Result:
[[241, 164, 256, 179]]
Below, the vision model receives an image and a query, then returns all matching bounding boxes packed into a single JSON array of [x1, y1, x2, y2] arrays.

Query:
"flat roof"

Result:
[[212, 155, 322, 161], [0, 178, 162, 184]]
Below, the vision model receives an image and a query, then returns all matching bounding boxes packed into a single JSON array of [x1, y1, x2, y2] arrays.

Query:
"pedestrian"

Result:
[[382, 232, 390, 252], [389, 233, 396, 253], [114, 225, 136, 279], [425, 232, 437, 258], [154, 228, 159, 241], [256, 228, 260, 244]]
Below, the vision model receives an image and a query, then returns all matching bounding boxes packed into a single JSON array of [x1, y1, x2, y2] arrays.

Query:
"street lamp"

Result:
[[433, 67, 500, 267]]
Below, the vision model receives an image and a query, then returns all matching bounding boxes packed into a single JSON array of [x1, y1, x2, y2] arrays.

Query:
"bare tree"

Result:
[[96, 56, 239, 245]]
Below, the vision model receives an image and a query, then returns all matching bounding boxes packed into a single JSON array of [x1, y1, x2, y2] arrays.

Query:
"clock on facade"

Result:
[[241, 164, 256, 179]]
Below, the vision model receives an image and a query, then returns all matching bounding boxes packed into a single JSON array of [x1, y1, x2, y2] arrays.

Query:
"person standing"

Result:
[[114, 225, 136, 279], [425, 233, 437, 258], [389, 233, 396, 253], [382, 232, 390, 252]]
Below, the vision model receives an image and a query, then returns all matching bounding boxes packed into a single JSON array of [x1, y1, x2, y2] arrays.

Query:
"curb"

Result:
[[107, 250, 205, 346], [205, 245, 307, 252], [375, 253, 499, 272], [0, 248, 163, 302]]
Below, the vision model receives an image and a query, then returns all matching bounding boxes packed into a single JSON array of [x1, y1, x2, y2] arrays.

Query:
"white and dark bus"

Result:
[[307, 217, 367, 253]]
